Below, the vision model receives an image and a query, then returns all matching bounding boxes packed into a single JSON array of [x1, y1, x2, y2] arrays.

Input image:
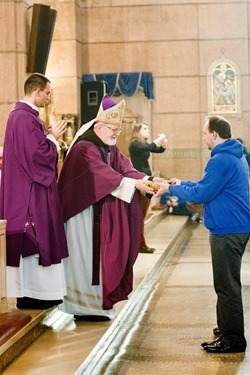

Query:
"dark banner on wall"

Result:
[[82, 72, 154, 100]]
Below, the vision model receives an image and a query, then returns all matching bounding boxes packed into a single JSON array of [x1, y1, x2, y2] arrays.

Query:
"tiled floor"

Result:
[[2, 215, 250, 375]]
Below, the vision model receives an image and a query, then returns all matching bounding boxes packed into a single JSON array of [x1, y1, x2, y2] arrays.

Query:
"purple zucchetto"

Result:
[[96, 94, 126, 126], [101, 94, 117, 110]]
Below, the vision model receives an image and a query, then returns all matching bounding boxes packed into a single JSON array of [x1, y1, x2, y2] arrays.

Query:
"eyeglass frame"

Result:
[[101, 123, 122, 134], [40, 89, 51, 97]]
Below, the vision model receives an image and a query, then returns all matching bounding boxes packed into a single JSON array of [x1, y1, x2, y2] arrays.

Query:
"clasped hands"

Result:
[[47, 120, 67, 140]]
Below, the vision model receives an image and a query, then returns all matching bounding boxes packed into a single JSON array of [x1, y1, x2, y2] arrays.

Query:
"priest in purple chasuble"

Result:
[[0, 73, 68, 310], [58, 95, 158, 320]]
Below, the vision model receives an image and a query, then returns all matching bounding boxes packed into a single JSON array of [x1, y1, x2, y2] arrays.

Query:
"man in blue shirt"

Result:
[[156, 115, 250, 353]]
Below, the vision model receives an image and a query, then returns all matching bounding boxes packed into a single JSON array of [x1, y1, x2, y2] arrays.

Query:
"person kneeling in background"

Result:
[[160, 193, 203, 223]]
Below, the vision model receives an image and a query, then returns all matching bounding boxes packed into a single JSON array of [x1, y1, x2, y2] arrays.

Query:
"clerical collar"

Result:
[[19, 100, 39, 113], [77, 128, 110, 149]]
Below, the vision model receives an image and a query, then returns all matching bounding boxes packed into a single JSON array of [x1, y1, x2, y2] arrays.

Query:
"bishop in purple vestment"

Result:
[[58, 95, 157, 319]]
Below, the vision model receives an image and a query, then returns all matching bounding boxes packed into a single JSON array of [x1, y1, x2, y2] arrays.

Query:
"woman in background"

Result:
[[129, 123, 168, 253]]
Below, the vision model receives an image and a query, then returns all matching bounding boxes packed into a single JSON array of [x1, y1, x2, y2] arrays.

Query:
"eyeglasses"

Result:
[[40, 90, 51, 97], [102, 124, 122, 134]]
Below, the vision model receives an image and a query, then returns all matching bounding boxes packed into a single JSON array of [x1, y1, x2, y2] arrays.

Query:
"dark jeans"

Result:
[[210, 233, 250, 348]]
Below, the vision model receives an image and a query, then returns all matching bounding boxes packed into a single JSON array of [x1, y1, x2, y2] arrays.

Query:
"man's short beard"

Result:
[[106, 139, 117, 146]]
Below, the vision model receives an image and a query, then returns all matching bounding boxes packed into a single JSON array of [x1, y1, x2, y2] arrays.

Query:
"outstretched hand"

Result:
[[154, 180, 171, 197], [135, 179, 155, 195], [154, 178, 181, 197]]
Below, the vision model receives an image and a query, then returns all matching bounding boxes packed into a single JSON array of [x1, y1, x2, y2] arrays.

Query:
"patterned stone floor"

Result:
[[77, 223, 250, 375]]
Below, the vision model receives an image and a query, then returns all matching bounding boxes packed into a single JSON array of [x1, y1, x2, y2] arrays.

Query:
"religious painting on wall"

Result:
[[208, 60, 241, 115]]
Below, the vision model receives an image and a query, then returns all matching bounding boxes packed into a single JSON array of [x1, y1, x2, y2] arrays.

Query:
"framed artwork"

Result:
[[208, 59, 241, 115]]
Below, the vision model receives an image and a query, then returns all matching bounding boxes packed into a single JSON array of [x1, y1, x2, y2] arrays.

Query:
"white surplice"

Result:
[[59, 177, 141, 318], [59, 206, 117, 318], [7, 256, 66, 300]]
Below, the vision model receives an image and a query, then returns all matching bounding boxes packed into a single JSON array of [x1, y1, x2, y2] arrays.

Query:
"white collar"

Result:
[[66, 119, 96, 155], [19, 100, 39, 112]]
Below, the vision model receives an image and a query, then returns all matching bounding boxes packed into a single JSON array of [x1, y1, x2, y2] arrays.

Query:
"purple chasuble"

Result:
[[58, 140, 147, 309], [0, 101, 68, 267]]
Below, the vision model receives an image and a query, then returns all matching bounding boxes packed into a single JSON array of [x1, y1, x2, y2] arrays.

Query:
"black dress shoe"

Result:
[[74, 315, 110, 322], [17, 297, 63, 310], [204, 339, 246, 353], [201, 335, 222, 347], [139, 245, 155, 254], [213, 327, 221, 337]]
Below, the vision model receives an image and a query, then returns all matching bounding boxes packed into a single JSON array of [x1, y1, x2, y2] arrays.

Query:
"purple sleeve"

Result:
[[10, 110, 57, 187]]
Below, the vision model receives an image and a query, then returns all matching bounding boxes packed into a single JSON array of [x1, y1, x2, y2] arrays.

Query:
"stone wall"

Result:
[[0, 0, 249, 181], [0, 0, 28, 143], [77, 0, 250, 180]]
